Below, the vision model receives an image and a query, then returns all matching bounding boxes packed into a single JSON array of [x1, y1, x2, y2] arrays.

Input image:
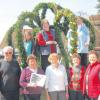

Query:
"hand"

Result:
[[66, 86, 69, 100], [46, 41, 52, 45], [66, 93, 69, 100], [27, 83, 33, 87], [27, 83, 37, 87], [53, 41, 57, 45], [84, 42, 89, 47], [47, 95, 50, 100], [98, 95, 100, 100], [46, 41, 57, 45]]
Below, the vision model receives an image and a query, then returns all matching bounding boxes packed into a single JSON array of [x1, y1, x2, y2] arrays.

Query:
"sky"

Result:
[[0, 0, 97, 44]]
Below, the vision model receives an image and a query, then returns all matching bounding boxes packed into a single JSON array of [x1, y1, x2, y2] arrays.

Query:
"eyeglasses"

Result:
[[5, 52, 12, 55]]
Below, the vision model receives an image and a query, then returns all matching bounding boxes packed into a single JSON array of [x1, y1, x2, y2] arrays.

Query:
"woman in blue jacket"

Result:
[[76, 17, 90, 67]]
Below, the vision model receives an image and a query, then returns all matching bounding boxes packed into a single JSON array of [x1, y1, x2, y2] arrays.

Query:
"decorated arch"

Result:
[[6, 2, 95, 68], [33, 2, 62, 22]]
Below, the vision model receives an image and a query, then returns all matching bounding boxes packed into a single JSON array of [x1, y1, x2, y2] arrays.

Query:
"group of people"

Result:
[[22, 19, 57, 72], [0, 18, 99, 100]]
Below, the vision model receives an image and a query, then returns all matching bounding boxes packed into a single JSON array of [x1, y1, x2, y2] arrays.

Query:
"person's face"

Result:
[[25, 33, 32, 40], [51, 56, 59, 65], [76, 18, 83, 25], [42, 22, 49, 31], [88, 54, 97, 64], [72, 57, 80, 67], [28, 58, 37, 69], [17, 56, 22, 65], [4, 50, 13, 60]]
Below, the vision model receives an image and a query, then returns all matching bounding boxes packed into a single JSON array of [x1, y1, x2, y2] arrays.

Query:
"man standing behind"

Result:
[[0, 46, 21, 100]]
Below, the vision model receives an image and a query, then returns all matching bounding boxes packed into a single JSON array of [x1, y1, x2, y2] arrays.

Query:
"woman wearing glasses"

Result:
[[0, 46, 21, 100]]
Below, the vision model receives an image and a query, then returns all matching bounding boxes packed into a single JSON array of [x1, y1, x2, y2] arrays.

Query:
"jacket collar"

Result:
[[89, 61, 99, 68]]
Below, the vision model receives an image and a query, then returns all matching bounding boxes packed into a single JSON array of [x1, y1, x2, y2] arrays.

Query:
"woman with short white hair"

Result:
[[45, 53, 69, 100]]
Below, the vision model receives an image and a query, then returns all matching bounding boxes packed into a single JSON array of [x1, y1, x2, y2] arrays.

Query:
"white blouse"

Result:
[[45, 64, 68, 92]]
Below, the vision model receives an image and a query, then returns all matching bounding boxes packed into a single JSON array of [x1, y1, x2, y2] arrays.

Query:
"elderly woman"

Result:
[[45, 53, 68, 100], [19, 54, 44, 100], [0, 46, 21, 100], [69, 53, 85, 100], [37, 19, 57, 72], [83, 50, 100, 100]]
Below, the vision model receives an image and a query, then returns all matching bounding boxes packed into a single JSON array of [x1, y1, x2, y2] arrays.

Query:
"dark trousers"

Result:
[[79, 53, 88, 67], [24, 94, 41, 100], [41, 55, 50, 72], [0, 91, 19, 100], [69, 90, 84, 100]]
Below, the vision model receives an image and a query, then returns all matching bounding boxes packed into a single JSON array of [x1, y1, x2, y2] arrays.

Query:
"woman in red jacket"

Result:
[[36, 19, 57, 72], [83, 50, 100, 100]]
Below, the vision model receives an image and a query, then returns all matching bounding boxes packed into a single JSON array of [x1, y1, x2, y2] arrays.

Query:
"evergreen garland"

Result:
[[54, 9, 77, 67], [5, 2, 95, 68]]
